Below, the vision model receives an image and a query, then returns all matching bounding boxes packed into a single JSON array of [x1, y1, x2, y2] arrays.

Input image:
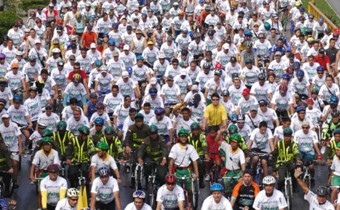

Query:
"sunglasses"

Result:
[[70, 198, 78, 201], [302, 127, 309, 129], [166, 183, 175, 186], [212, 99, 219, 101]]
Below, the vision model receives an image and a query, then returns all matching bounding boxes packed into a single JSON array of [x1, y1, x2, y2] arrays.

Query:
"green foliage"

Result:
[[0, 10, 20, 37], [21, 0, 47, 10], [302, 0, 340, 27]]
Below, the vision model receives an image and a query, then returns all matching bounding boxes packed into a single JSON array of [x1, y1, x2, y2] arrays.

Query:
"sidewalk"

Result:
[[325, 0, 340, 19]]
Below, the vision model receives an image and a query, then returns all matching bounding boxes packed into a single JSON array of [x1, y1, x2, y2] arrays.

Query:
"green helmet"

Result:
[[190, 122, 200, 130], [104, 126, 115, 135], [178, 128, 189, 136], [135, 113, 144, 121], [228, 124, 238, 135], [264, 22, 271, 30], [336, 142, 340, 149], [230, 133, 242, 143], [41, 137, 53, 144], [283, 127, 293, 136], [42, 129, 53, 137], [149, 125, 158, 133], [78, 125, 90, 135], [311, 87, 319, 94], [96, 141, 109, 150], [57, 121, 67, 130]]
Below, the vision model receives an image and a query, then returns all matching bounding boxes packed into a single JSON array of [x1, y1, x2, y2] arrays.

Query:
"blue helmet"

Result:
[[296, 106, 306, 112], [136, 55, 144, 60], [282, 74, 290, 80], [316, 66, 325, 72], [94, 117, 105, 125], [108, 39, 115, 45], [13, 94, 22, 103], [231, 113, 238, 122], [281, 36, 287, 43], [296, 69, 304, 79], [133, 190, 146, 199], [126, 67, 133, 74], [244, 30, 253, 36], [0, 199, 8, 209], [154, 107, 165, 115], [210, 182, 224, 191], [292, 61, 300, 69], [94, 60, 102, 67], [330, 95, 339, 105]]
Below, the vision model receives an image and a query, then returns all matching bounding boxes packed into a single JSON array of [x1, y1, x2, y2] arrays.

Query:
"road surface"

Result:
[[325, 0, 340, 23]]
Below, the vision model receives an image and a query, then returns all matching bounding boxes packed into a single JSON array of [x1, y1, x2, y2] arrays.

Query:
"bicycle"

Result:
[[0, 171, 14, 198], [145, 161, 158, 209], [134, 163, 144, 191], [220, 174, 241, 199], [204, 158, 220, 186], [176, 174, 199, 210], [252, 151, 269, 189], [31, 169, 48, 195], [54, 87, 64, 119], [283, 168, 293, 210]]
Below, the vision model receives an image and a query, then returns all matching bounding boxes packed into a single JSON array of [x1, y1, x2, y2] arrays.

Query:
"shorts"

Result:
[[175, 169, 192, 190], [10, 152, 19, 161], [209, 153, 221, 164], [300, 151, 315, 166], [331, 175, 340, 186], [118, 124, 123, 131]]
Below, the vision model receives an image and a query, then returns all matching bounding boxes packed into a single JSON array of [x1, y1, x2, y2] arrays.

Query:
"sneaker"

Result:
[[204, 174, 210, 181]]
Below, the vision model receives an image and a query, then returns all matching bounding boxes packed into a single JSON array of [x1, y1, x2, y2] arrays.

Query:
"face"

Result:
[[68, 197, 78, 207], [43, 143, 52, 152], [100, 175, 109, 184], [48, 171, 58, 181], [243, 173, 252, 185], [179, 135, 187, 144], [134, 198, 144, 210], [298, 111, 305, 119], [212, 191, 222, 203], [259, 126, 267, 134], [264, 184, 275, 194], [211, 97, 219, 106], [230, 140, 238, 150], [317, 195, 327, 204], [302, 125, 310, 134], [73, 110, 81, 120], [112, 87, 118, 96], [166, 182, 175, 191], [181, 110, 190, 120]]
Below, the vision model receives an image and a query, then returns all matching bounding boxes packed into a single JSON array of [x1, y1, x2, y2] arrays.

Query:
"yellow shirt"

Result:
[[204, 103, 227, 126]]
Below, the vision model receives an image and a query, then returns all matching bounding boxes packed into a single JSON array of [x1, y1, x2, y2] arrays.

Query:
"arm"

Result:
[[90, 193, 96, 210], [17, 135, 23, 155], [114, 191, 121, 210], [169, 158, 174, 174], [192, 160, 199, 179]]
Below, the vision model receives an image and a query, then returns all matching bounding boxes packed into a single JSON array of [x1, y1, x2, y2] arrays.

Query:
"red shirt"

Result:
[[206, 134, 221, 154], [67, 70, 87, 81], [314, 55, 330, 70]]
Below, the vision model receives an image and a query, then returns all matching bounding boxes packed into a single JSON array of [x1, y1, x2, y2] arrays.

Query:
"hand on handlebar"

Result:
[[29, 174, 35, 182], [192, 173, 198, 180], [8, 167, 13, 173], [204, 154, 211, 161]]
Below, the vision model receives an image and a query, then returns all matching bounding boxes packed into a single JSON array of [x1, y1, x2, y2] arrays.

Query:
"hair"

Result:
[[111, 84, 119, 90], [211, 93, 220, 99], [143, 102, 151, 107], [259, 121, 267, 128]]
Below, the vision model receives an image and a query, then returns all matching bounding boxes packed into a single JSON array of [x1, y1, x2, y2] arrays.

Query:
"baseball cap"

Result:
[[242, 88, 250, 96], [275, 51, 282, 56], [90, 43, 96, 48], [122, 71, 129, 78], [147, 40, 154, 45], [307, 98, 314, 104], [230, 56, 237, 63], [150, 77, 157, 85], [123, 45, 130, 50], [180, 69, 187, 76], [90, 93, 97, 98], [35, 39, 41, 44], [1, 114, 9, 119], [222, 43, 229, 50], [259, 100, 268, 106]]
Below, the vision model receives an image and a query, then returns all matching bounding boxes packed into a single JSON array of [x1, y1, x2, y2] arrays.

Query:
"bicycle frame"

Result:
[[284, 171, 293, 210]]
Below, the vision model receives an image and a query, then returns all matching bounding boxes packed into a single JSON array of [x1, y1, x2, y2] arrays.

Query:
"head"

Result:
[[178, 128, 189, 145], [132, 190, 146, 210], [66, 188, 79, 207], [211, 93, 220, 106], [165, 174, 176, 191], [98, 167, 110, 184], [262, 175, 276, 195], [47, 164, 60, 181], [210, 183, 224, 203]]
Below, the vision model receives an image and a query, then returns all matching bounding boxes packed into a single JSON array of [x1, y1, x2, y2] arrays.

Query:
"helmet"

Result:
[[210, 182, 224, 191], [126, 67, 133, 74], [228, 124, 238, 134], [264, 22, 271, 30], [244, 30, 253, 37], [47, 164, 59, 172], [296, 106, 306, 112], [281, 36, 287, 43], [282, 74, 290, 80], [230, 133, 242, 143], [279, 85, 288, 92], [108, 39, 115, 45], [67, 188, 80, 198], [135, 113, 144, 121], [231, 113, 238, 122], [283, 127, 293, 136], [155, 107, 165, 115], [98, 166, 110, 177], [258, 73, 266, 80], [333, 28, 340, 36], [29, 85, 37, 91], [215, 62, 222, 70], [136, 55, 144, 60], [262, 175, 276, 185], [72, 73, 81, 83], [165, 174, 176, 184], [96, 141, 109, 150], [96, 102, 105, 109], [191, 122, 200, 130], [133, 190, 146, 199], [203, 63, 211, 69], [331, 110, 340, 117], [94, 117, 105, 125], [42, 137, 53, 144], [0, 199, 8, 209], [52, 48, 61, 53], [94, 60, 102, 67], [334, 129, 340, 135], [267, 71, 275, 77], [0, 53, 6, 59], [57, 121, 67, 130], [42, 129, 53, 137], [78, 125, 90, 135], [178, 128, 189, 136], [149, 125, 158, 133], [292, 61, 301, 69], [13, 94, 22, 103], [149, 87, 157, 95], [311, 87, 319, 94], [207, 30, 215, 36], [316, 66, 325, 72], [316, 186, 328, 196], [330, 95, 339, 105], [104, 126, 115, 135]]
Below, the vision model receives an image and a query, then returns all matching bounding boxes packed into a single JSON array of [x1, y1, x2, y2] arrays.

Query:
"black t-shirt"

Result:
[[326, 47, 338, 63]]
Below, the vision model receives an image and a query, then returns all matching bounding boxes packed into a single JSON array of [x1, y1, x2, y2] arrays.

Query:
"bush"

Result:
[[0, 10, 20, 37], [21, 0, 48, 10]]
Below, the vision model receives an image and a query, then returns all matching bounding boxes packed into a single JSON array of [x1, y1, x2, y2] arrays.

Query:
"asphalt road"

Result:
[[13, 155, 328, 210]]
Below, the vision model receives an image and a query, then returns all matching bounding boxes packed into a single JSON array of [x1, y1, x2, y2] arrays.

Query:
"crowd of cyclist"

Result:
[[1, 0, 340, 209]]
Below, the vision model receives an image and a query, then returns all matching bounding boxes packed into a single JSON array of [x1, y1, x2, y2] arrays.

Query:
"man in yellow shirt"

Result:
[[203, 93, 228, 128]]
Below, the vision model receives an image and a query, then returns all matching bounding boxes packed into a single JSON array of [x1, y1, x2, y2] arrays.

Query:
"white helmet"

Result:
[[67, 188, 80, 197], [262, 175, 276, 185]]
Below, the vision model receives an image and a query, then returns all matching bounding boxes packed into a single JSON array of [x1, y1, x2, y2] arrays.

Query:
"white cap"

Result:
[[223, 43, 229, 50], [150, 77, 157, 85], [159, 52, 165, 59], [90, 43, 96, 48], [1, 114, 9, 119], [180, 69, 187, 76], [173, 2, 179, 5], [35, 39, 41, 44], [123, 44, 130, 50], [122, 71, 129, 78], [192, 84, 198, 90], [16, 51, 24, 56]]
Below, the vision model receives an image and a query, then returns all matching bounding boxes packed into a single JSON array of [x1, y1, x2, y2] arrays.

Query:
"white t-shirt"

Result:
[[66, 115, 89, 136], [156, 184, 185, 209], [253, 189, 288, 210], [201, 195, 233, 210], [149, 115, 173, 136], [304, 190, 334, 210], [124, 202, 152, 210], [91, 176, 119, 204], [55, 198, 77, 210], [0, 121, 21, 151], [38, 112, 60, 132], [169, 143, 199, 167], [294, 129, 318, 155], [331, 155, 340, 176], [32, 149, 60, 170], [219, 141, 245, 170], [250, 128, 273, 153], [90, 154, 118, 171], [40, 176, 68, 205]]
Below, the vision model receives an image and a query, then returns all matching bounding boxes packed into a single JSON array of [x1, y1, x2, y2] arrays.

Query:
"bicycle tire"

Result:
[[147, 179, 156, 209], [0, 177, 3, 198], [191, 180, 199, 210], [285, 180, 293, 210], [135, 166, 142, 190]]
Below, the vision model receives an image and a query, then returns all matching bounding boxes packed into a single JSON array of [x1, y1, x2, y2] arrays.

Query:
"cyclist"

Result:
[[103, 85, 124, 123], [253, 176, 288, 210], [156, 174, 185, 210], [203, 93, 228, 128], [90, 117, 105, 144], [231, 170, 260, 209], [326, 129, 340, 165], [330, 142, 340, 203], [125, 190, 152, 210], [90, 142, 121, 184], [55, 188, 79, 210], [63, 73, 87, 108], [52, 121, 75, 162], [66, 107, 89, 136], [138, 125, 167, 186], [66, 125, 96, 187], [201, 182, 232, 210], [271, 127, 301, 191], [113, 95, 134, 138], [295, 168, 334, 210], [322, 110, 340, 142], [169, 128, 199, 200], [24, 86, 42, 128], [61, 98, 85, 121], [89, 102, 111, 128], [90, 167, 122, 210], [37, 103, 60, 132], [187, 122, 208, 188], [291, 106, 315, 133], [148, 107, 174, 146], [40, 164, 68, 210], [101, 126, 124, 162], [0, 136, 15, 195]]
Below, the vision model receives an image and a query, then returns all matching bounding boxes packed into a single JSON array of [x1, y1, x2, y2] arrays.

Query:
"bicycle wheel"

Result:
[[304, 174, 311, 189], [285, 180, 293, 210], [191, 180, 199, 210], [135, 166, 142, 190], [0, 177, 3, 198], [147, 179, 156, 209]]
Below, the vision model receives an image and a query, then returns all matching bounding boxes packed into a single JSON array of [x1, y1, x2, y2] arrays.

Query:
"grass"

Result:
[[302, 0, 340, 27]]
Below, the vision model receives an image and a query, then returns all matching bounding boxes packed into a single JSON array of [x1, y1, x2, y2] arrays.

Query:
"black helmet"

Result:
[[315, 186, 328, 196]]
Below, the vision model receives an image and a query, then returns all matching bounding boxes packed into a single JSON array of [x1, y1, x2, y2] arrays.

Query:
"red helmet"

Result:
[[57, 19, 63, 25], [279, 84, 288, 92], [165, 174, 176, 184], [286, 66, 293, 74], [47, 164, 60, 172], [215, 62, 222, 70], [333, 28, 340, 36], [267, 70, 276, 78]]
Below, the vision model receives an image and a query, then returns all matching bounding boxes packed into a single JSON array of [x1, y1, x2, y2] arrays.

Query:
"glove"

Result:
[[294, 168, 303, 179]]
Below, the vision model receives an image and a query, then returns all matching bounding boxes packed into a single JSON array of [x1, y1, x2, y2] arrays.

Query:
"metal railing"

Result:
[[308, 1, 338, 30]]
